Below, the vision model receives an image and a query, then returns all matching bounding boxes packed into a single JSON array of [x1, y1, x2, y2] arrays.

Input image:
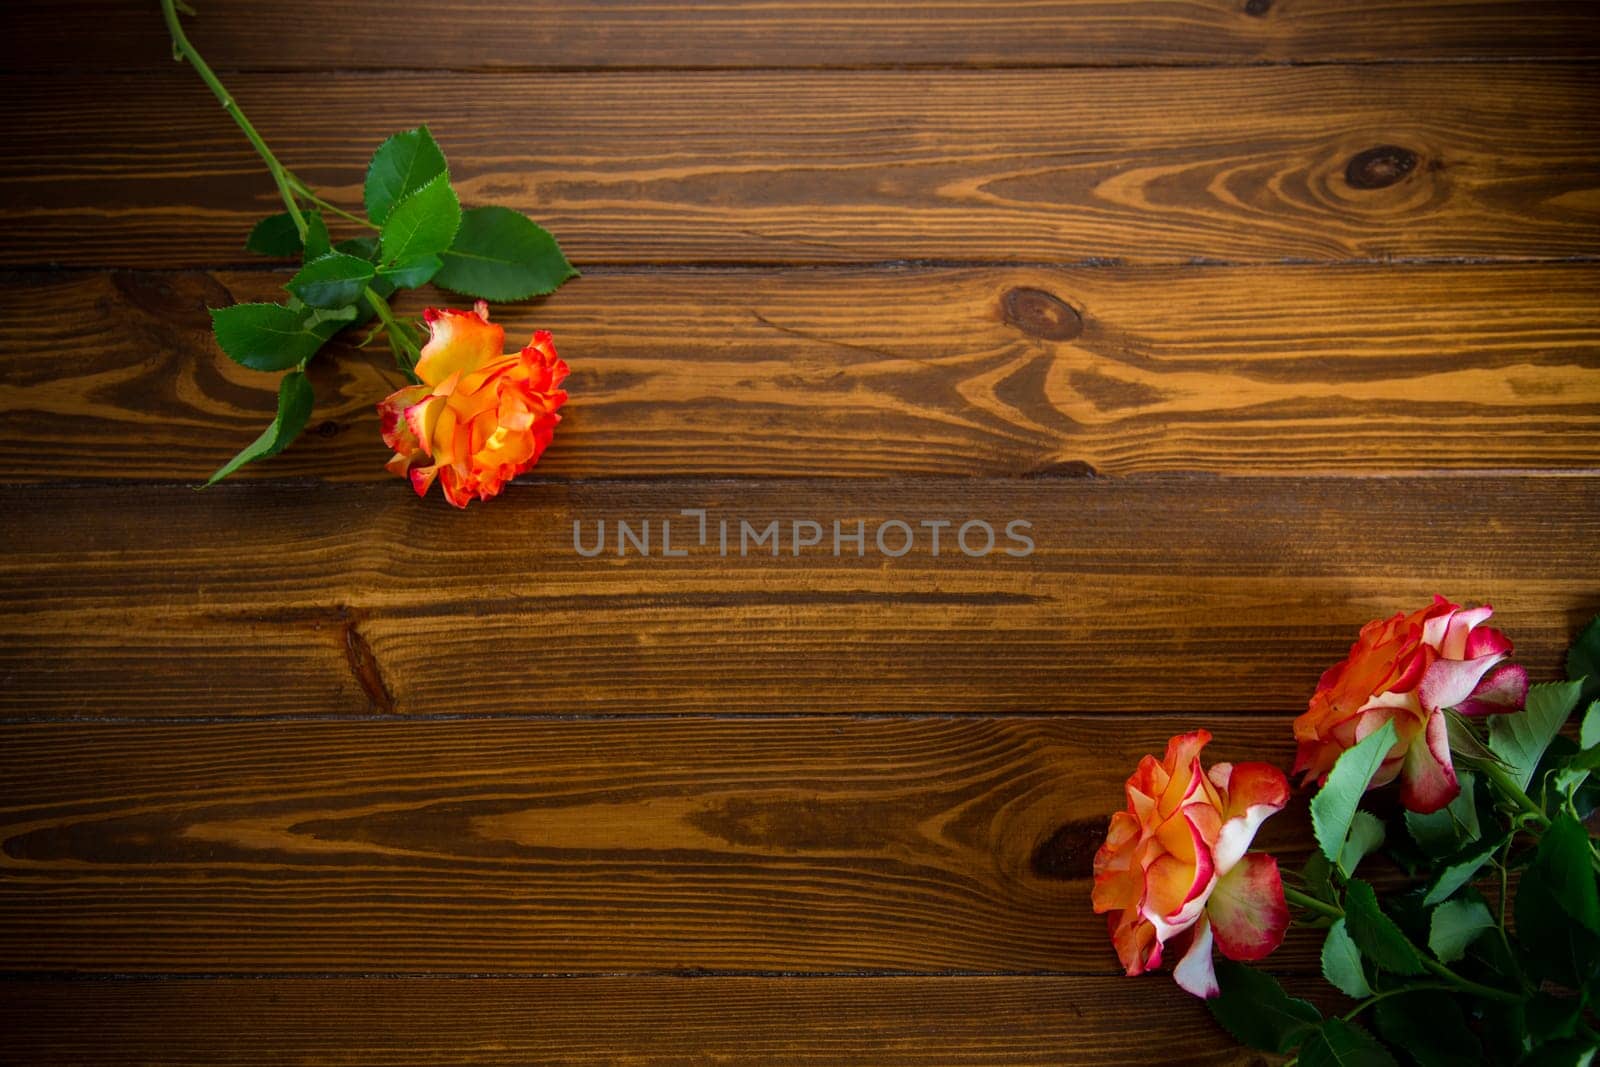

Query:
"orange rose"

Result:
[[378, 302, 568, 508], [1292, 596, 1527, 813], [1093, 730, 1289, 998]]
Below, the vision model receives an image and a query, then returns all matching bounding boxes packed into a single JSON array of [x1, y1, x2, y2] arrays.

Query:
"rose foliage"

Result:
[[1096, 603, 1600, 1066], [163, 0, 576, 496]]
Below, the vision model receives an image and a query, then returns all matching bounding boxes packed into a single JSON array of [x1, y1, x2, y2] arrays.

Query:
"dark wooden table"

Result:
[[2, 2, 1598, 1062]]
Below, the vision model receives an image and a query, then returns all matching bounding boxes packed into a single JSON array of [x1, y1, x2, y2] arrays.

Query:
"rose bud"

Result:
[[1292, 596, 1528, 814], [378, 301, 568, 508], [1093, 730, 1290, 998]]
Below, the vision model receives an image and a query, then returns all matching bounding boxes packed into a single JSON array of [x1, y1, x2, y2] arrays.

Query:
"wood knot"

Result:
[[316, 420, 342, 438], [1345, 145, 1419, 190], [110, 270, 233, 325], [342, 615, 395, 715], [1243, 0, 1271, 16], [1001, 287, 1083, 341], [1031, 818, 1107, 880], [1024, 459, 1101, 480]]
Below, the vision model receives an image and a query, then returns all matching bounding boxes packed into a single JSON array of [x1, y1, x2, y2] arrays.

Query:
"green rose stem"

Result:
[[159, 0, 420, 371], [1280, 884, 1343, 920], [286, 176, 374, 230], [1281, 885, 1522, 1004], [364, 287, 421, 374], [159, 0, 304, 238], [1338, 983, 1456, 1021]]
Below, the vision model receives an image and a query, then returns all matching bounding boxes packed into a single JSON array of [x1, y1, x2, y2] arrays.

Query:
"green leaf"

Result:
[[1522, 1038, 1598, 1067], [336, 235, 381, 262], [1204, 959, 1321, 1054], [377, 253, 444, 289], [203, 371, 314, 486], [244, 212, 302, 257], [210, 303, 336, 372], [1539, 813, 1600, 933], [1519, 878, 1600, 992], [1569, 613, 1600, 705], [434, 205, 578, 302], [1423, 831, 1509, 907], [1302, 850, 1335, 902], [286, 253, 375, 309], [1338, 810, 1386, 877], [1405, 771, 1481, 857], [1555, 720, 1600, 798], [303, 210, 332, 261], [1372, 992, 1479, 1067], [1320, 918, 1373, 998], [364, 126, 448, 226], [1527, 993, 1584, 1043], [1344, 879, 1425, 975], [1428, 898, 1494, 962], [1477, 1001, 1530, 1064], [1516, 827, 1600, 988], [380, 173, 460, 268], [1312, 719, 1398, 864], [1490, 679, 1584, 790], [1298, 1019, 1399, 1067]]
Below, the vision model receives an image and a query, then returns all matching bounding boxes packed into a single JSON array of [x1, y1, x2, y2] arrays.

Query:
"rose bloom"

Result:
[[1292, 596, 1528, 814], [378, 301, 568, 508], [1093, 730, 1289, 998]]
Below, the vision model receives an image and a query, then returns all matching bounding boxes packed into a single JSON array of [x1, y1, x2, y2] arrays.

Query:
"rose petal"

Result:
[[1172, 915, 1220, 998], [437, 465, 472, 509], [415, 304, 505, 385], [407, 464, 438, 498], [403, 394, 446, 459], [1419, 652, 1507, 712], [1143, 822, 1215, 937], [1208, 761, 1288, 875], [1464, 624, 1512, 659], [1109, 911, 1160, 976], [1388, 642, 1433, 695], [1420, 596, 1464, 650], [377, 384, 428, 450], [1207, 853, 1288, 962], [1156, 731, 1212, 817], [1439, 605, 1495, 658], [1399, 710, 1459, 814], [1455, 662, 1529, 718], [1091, 811, 1143, 914]]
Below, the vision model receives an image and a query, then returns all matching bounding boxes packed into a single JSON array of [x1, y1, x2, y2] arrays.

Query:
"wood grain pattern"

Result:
[[2, 480, 1594, 720], [5, 0, 1597, 71], [0, 976, 1313, 1065], [4, 65, 1597, 268], [4, 0, 1596, 1055], [0, 715, 1333, 974], [3, 265, 1597, 483]]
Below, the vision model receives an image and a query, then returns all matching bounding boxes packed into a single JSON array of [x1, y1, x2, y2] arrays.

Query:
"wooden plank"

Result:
[[3, 65, 1597, 268], [0, 715, 1328, 973], [1, 479, 1593, 720], [2, 265, 1597, 484], [5, 0, 1597, 71], [0, 975, 1338, 1065]]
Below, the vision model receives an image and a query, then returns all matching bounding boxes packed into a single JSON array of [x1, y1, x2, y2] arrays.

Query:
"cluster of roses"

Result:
[[1092, 596, 1529, 998]]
